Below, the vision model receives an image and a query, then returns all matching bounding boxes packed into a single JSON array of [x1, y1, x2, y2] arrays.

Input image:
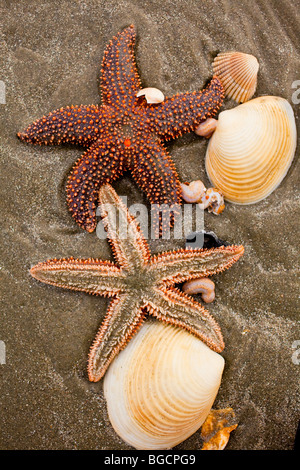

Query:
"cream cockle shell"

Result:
[[136, 87, 165, 104], [205, 96, 297, 204], [212, 51, 259, 103], [104, 320, 225, 450]]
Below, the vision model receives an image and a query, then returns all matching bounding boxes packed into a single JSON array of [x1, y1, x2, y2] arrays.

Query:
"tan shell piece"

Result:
[[195, 118, 218, 138], [205, 96, 297, 204], [212, 51, 259, 103], [104, 321, 225, 450]]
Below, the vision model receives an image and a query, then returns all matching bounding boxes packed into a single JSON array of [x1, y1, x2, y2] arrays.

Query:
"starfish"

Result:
[[18, 25, 224, 234], [30, 184, 244, 382]]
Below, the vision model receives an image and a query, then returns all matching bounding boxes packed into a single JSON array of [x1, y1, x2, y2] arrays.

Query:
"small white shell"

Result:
[[136, 87, 165, 103], [205, 96, 297, 204], [181, 180, 206, 203], [213, 51, 259, 103], [104, 321, 225, 450]]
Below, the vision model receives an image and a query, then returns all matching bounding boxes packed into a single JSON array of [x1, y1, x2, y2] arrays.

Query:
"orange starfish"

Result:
[[30, 185, 244, 382], [18, 25, 224, 233]]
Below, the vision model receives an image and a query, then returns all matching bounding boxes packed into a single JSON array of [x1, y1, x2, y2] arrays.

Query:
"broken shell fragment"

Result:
[[181, 180, 225, 215], [200, 188, 225, 215], [181, 180, 206, 203], [136, 87, 165, 104], [195, 118, 218, 138], [201, 408, 238, 450], [104, 320, 225, 450], [205, 96, 297, 204], [182, 278, 215, 303], [212, 51, 259, 103]]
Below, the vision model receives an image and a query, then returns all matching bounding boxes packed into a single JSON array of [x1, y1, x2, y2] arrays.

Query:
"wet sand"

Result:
[[0, 0, 299, 450]]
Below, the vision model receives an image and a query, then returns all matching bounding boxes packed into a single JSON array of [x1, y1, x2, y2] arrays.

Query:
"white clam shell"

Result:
[[136, 87, 165, 103], [213, 51, 259, 103], [205, 96, 297, 204], [104, 321, 224, 450]]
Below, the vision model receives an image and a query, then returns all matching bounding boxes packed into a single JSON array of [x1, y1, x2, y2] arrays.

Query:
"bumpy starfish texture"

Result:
[[30, 185, 244, 382], [18, 25, 224, 233]]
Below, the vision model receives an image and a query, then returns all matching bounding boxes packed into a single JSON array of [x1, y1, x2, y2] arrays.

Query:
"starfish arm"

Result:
[[30, 258, 125, 296], [88, 294, 146, 382], [66, 137, 127, 232], [147, 286, 224, 352], [149, 245, 244, 285], [130, 137, 182, 235], [146, 76, 224, 140], [100, 25, 141, 111], [17, 105, 103, 146], [98, 184, 151, 270]]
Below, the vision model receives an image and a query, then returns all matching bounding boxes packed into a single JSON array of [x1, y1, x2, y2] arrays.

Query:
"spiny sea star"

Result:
[[18, 25, 224, 233], [30, 184, 244, 382]]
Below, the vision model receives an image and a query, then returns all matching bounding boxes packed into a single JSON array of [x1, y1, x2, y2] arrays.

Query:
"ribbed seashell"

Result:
[[136, 87, 165, 103], [104, 321, 225, 450], [212, 51, 259, 103], [205, 96, 297, 204]]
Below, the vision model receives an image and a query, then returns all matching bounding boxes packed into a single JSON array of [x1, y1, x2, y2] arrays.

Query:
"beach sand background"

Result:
[[0, 0, 299, 450]]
